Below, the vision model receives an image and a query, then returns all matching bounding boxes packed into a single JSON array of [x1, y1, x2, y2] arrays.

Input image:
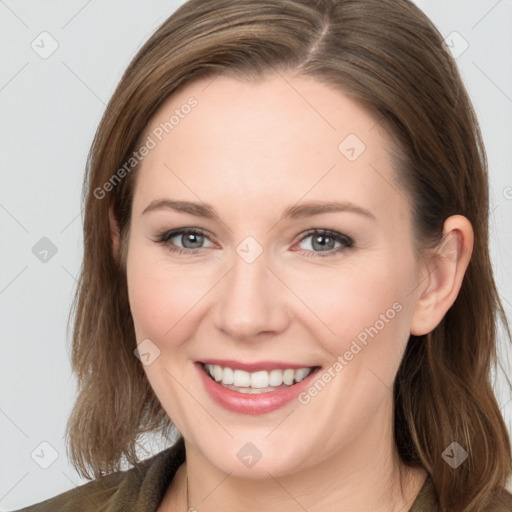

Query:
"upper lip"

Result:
[[198, 359, 318, 372]]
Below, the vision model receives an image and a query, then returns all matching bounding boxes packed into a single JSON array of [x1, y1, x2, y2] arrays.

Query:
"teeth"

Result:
[[294, 368, 311, 382], [233, 369, 251, 387], [251, 370, 269, 388], [222, 366, 234, 385], [213, 365, 223, 382], [204, 364, 314, 390], [282, 369, 295, 385], [268, 369, 283, 387]]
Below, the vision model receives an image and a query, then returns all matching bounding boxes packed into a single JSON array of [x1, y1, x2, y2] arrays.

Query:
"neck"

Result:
[[171, 396, 427, 512]]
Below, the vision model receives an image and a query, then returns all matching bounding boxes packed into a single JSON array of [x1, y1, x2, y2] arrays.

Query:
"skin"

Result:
[[110, 72, 473, 511]]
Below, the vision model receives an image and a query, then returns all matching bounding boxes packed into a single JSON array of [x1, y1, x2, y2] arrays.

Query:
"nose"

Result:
[[213, 249, 292, 340]]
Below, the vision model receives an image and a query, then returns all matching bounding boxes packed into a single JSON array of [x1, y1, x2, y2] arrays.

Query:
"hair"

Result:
[[65, 0, 512, 510]]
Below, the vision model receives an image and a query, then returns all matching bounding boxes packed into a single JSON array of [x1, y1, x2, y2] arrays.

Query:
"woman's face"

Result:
[[125, 72, 424, 478]]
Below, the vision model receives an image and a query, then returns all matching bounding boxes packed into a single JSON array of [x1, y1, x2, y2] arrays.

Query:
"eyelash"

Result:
[[155, 228, 354, 258]]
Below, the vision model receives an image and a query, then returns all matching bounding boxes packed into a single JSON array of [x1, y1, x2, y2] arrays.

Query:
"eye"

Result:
[[155, 228, 215, 254], [154, 227, 354, 257], [294, 229, 354, 257]]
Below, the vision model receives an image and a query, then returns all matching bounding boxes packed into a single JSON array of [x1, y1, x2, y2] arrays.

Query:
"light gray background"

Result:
[[1, 1, 511, 509]]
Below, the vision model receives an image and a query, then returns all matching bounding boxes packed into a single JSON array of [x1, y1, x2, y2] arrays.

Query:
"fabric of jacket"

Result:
[[10, 437, 512, 511]]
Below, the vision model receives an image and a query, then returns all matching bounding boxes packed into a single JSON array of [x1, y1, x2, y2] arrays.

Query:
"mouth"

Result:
[[199, 362, 320, 394], [194, 359, 322, 414]]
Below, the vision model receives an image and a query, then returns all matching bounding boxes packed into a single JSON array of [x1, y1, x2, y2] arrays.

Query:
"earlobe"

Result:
[[410, 215, 474, 336], [109, 206, 121, 262]]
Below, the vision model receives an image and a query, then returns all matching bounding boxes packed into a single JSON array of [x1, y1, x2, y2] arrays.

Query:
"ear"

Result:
[[410, 215, 474, 336], [109, 206, 121, 263]]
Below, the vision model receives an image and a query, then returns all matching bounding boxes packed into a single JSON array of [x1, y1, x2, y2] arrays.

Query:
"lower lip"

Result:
[[195, 362, 321, 415]]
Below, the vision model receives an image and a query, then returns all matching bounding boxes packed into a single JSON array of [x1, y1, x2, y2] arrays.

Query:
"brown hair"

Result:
[[66, 0, 512, 510]]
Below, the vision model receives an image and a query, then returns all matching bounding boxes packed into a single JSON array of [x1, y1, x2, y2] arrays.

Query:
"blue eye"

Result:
[[156, 228, 215, 254], [155, 228, 354, 257], [294, 229, 354, 257]]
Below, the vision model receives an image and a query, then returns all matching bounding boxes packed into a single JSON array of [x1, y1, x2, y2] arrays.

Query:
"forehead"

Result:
[[133, 72, 408, 226]]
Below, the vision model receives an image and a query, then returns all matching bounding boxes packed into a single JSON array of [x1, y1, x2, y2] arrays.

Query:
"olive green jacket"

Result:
[[11, 437, 512, 511]]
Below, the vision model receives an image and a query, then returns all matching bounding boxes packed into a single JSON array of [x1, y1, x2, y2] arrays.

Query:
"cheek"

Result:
[[284, 256, 413, 369], [126, 238, 203, 344]]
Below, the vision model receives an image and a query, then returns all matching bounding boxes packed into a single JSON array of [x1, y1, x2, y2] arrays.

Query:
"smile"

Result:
[[202, 363, 314, 393], [195, 361, 322, 415]]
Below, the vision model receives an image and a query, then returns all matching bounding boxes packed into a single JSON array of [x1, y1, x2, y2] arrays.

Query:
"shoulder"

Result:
[[410, 475, 512, 512], [485, 486, 512, 512], [10, 437, 186, 512]]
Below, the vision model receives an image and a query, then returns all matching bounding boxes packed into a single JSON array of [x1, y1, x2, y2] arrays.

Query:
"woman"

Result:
[[13, 0, 512, 511]]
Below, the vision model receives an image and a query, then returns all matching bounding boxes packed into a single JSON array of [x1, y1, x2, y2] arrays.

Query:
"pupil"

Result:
[[180, 233, 336, 251], [313, 235, 334, 251], [183, 233, 203, 249]]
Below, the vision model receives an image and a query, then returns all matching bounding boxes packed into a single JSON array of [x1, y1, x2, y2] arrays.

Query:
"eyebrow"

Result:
[[141, 199, 376, 221]]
